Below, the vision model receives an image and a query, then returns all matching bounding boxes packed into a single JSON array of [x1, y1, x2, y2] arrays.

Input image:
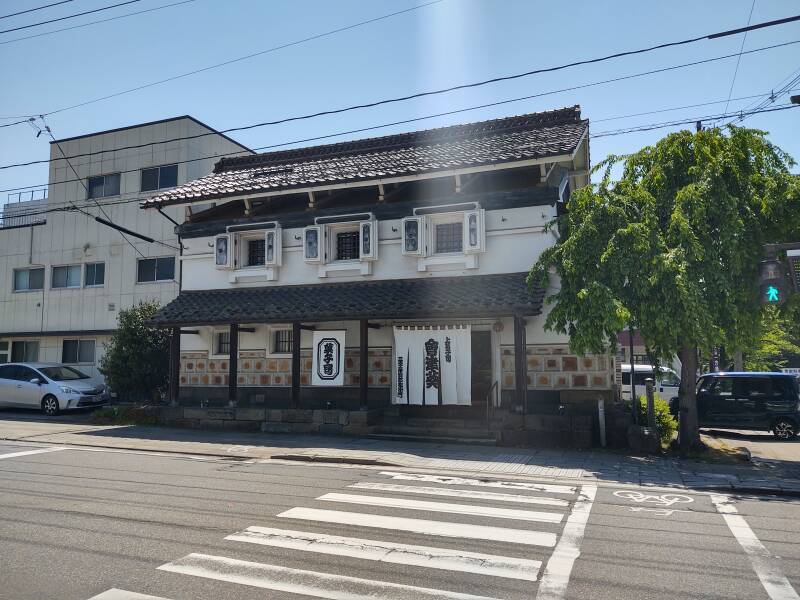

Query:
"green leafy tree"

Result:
[[100, 300, 171, 402], [744, 304, 800, 371], [530, 127, 799, 451]]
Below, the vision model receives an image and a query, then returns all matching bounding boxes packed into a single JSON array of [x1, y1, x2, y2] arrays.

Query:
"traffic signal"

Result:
[[758, 258, 788, 305]]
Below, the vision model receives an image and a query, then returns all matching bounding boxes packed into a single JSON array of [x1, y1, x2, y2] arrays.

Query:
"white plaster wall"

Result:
[[180, 204, 560, 290]]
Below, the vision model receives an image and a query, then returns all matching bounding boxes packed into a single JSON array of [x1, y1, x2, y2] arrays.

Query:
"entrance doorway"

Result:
[[471, 330, 493, 414]]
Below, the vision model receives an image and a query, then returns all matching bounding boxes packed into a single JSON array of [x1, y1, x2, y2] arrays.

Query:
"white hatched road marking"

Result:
[[87, 590, 173, 600], [278, 507, 558, 547], [0, 447, 66, 460], [349, 482, 570, 507], [711, 495, 800, 600], [535, 484, 597, 600], [379, 471, 576, 494], [227, 525, 541, 581], [318, 492, 564, 523], [159, 553, 504, 600]]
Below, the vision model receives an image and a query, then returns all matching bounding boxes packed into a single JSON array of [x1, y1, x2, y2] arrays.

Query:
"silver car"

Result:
[[0, 362, 109, 416]]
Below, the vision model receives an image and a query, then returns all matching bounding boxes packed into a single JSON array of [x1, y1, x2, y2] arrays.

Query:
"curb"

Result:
[[690, 483, 800, 498]]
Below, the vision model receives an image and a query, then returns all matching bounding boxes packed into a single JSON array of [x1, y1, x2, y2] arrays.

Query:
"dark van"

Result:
[[695, 372, 800, 439]]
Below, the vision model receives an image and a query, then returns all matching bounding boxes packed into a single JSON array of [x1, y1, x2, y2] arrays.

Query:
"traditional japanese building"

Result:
[[144, 106, 615, 444]]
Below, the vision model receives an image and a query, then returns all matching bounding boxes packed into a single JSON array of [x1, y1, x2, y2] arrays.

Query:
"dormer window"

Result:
[[434, 221, 463, 254], [335, 230, 360, 261], [246, 238, 265, 267]]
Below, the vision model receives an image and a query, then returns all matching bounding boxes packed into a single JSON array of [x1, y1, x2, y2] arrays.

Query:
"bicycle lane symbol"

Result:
[[613, 490, 694, 516]]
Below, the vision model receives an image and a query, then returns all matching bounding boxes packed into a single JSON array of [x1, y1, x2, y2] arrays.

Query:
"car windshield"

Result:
[[39, 366, 90, 381]]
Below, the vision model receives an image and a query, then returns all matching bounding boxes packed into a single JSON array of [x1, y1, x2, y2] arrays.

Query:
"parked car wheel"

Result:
[[772, 418, 797, 440], [41, 395, 60, 416]]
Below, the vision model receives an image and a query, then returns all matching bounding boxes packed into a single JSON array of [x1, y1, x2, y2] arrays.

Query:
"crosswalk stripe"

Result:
[[318, 492, 564, 523], [278, 507, 558, 547], [349, 482, 570, 507], [87, 590, 172, 600], [0, 447, 66, 460], [379, 471, 576, 495], [226, 526, 541, 581], [158, 553, 504, 600]]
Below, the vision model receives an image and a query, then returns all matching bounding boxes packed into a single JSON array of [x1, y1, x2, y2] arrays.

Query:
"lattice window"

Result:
[[273, 329, 293, 353], [247, 239, 265, 266], [435, 222, 463, 254], [336, 231, 360, 261]]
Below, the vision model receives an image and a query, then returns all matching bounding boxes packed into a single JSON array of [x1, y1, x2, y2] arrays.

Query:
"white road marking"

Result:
[[279, 507, 557, 547], [87, 590, 173, 600], [159, 553, 504, 600], [0, 447, 66, 460], [711, 495, 799, 600], [319, 492, 564, 523], [349, 482, 570, 507], [379, 471, 576, 494], [535, 484, 597, 600], [227, 525, 541, 581], [613, 490, 693, 507]]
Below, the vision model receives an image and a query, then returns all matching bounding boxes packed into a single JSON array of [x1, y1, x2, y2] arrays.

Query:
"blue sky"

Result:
[[1, 0, 798, 202]]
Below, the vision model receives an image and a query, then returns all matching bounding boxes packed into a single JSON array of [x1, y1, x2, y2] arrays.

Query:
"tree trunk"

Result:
[[678, 343, 701, 453], [733, 350, 743, 371]]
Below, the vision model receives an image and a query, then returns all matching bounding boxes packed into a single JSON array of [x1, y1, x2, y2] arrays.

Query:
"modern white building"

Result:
[[0, 116, 251, 378], [144, 107, 615, 443]]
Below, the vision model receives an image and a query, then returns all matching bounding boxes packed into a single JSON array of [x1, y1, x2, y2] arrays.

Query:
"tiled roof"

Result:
[[150, 273, 544, 326], [143, 106, 587, 207]]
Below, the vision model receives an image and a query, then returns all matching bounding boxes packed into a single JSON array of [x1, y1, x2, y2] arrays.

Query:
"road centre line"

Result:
[[535, 484, 597, 600], [710, 495, 799, 600], [349, 482, 570, 507], [0, 447, 67, 460], [318, 492, 564, 523], [227, 526, 541, 581], [159, 553, 504, 600], [379, 471, 576, 494], [87, 590, 173, 600], [278, 507, 558, 547]]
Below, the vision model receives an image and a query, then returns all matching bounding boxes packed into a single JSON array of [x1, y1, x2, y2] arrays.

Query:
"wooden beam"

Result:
[[300, 324, 316, 331], [291, 321, 301, 408], [514, 316, 527, 414], [360, 319, 369, 410], [367, 322, 381, 330], [228, 323, 238, 407], [179, 329, 200, 335], [169, 327, 180, 406], [238, 327, 256, 333]]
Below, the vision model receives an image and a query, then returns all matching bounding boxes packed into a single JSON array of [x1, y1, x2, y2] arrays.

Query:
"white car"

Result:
[[621, 363, 681, 402], [0, 362, 109, 415]]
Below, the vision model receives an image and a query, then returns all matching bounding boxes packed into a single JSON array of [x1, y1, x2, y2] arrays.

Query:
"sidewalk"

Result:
[[2, 416, 800, 494]]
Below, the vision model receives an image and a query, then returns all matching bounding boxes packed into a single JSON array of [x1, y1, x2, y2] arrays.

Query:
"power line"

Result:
[[0, 0, 75, 20], [40, 0, 444, 116], [0, 117, 34, 129], [590, 103, 798, 138], [3, 98, 798, 210], [0, 0, 141, 35], [24, 11, 800, 119], [723, 0, 756, 115], [0, 0, 197, 45], [4, 37, 798, 171]]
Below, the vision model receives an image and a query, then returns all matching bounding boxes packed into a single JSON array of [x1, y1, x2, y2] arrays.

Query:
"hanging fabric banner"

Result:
[[392, 325, 471, 405], [311, 330, 346, 386]]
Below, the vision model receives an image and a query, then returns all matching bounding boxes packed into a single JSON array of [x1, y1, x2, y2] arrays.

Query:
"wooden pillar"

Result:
[[514, 315, 528, 414], [168, 326, 180, 406], [359, 319, 369, 409], [228, 323, 238, 407], [291, 321, 301, 408]]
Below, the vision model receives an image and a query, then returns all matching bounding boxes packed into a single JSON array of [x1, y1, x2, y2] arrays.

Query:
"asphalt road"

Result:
[[0, 439, 798, 600]]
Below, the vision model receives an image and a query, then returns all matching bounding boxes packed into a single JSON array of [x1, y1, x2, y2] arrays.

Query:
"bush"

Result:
[[90, 405, 159, 426], [635, 393, 677, 446], [99, 300, 170, 402]]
